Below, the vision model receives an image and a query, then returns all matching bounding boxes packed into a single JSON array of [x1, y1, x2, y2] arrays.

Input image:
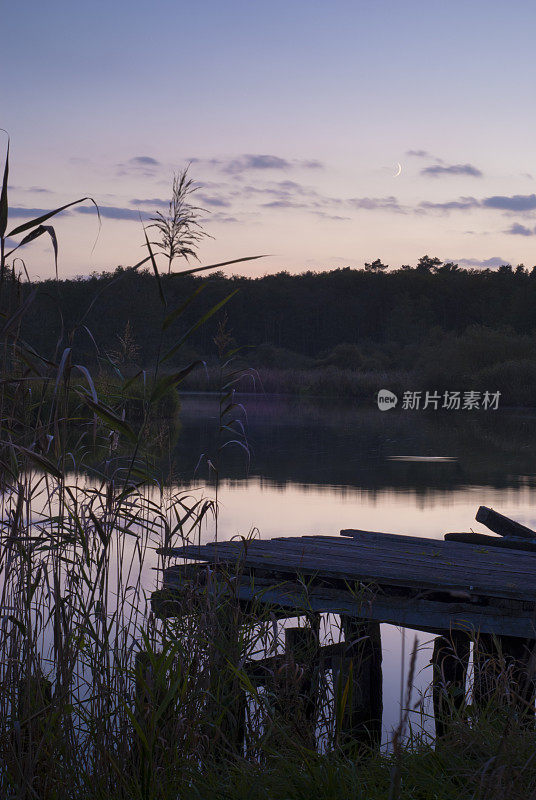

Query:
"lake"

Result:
[[171, 393, 536, 743]]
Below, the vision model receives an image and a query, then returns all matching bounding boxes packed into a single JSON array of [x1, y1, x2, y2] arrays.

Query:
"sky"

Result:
[[3, 0, 536, 279]]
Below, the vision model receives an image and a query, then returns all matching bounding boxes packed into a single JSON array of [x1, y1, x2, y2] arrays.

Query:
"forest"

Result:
[[13, 256, 536, 404]]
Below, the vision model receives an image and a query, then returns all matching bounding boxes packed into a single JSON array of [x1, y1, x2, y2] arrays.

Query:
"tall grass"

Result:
[[1, 140, 536, 800]]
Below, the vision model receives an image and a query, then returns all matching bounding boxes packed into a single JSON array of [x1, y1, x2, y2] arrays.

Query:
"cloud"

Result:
[[131, 197, 168, 208], [129, 156, 160, 166], [197, 193, 231, 208], [417, 192, 536, 215], [205, 212, 240, 223], [417, 197, 479, 213], [406, 149, 432, 158], [482, 193, 536, 211], [239, 179, 320, 201], [131, 192, 230, 209], [505, 222, 536, 236], [8, 207, 64, 219], [262, 199, 308, 209], [313, 211, 351, 221], [116, 155, 162, 177], [455, 256, 511, 269], [421, 163, 483, 178], [347, 196, 405, 213], [241, 181, 405, 215], [8, 185, 52, 194], [76, 206, 150, 221], [223, 154, 291, 174], [194, 154, 325, 176]]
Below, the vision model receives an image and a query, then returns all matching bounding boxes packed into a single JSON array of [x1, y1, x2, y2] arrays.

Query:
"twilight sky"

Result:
[[4, 0, 536, 278]]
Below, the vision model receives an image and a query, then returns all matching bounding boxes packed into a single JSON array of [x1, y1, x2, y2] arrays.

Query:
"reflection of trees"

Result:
[[174, 397, 536, 492]]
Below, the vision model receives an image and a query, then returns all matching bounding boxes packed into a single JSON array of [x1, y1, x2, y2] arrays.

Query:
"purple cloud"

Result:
[[131, 197, 168, 208], [483, 193, 536, 211], [224, 154, 291, 174], [76, 206, 150, 221], [505, 222, 536, 236], [422, 163, 483, 178], [347, 196, 404, 213], [197, 193, 231, 207], [8, 207, 64, 218], [262, 199, 308, 209], [455, 256, 511, 269], [418, 197, 479, 213], [129, 156, 160, 166]]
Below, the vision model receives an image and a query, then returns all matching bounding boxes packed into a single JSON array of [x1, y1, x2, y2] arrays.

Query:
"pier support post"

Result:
[[263, 616, 320, 754], [337, 617, 383, 752], [284, 620, 320, 750], [432, 630, 470, 738]]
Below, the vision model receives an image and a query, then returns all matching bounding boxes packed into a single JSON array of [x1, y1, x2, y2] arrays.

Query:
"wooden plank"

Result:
[[159, 576, 536, 638], [171, 537, 536, 602], [476, 506, 536, 540], [445, 532, 536, 553], [167, 551, 532, 603], [251, 534, 536, 579], [338, 531, 536, 577], [173, 531, 536, 579]]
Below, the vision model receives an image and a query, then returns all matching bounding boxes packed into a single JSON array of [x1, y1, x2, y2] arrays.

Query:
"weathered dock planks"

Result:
[[158, 531, 536, 638], [154, 523, 536, 748]]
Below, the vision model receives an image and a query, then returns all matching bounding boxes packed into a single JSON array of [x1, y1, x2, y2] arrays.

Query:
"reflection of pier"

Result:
[[153, 507, 536, 749]]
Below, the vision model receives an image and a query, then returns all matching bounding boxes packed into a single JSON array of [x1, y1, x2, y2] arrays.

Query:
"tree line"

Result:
[[12, 256, 536, 375]]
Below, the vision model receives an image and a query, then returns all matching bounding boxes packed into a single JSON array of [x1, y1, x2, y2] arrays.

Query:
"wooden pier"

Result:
[[152, 507, 536, 749]]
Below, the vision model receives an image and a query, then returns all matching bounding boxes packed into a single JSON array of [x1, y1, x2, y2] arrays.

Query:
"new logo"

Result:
[[377, 389, 398, 411]]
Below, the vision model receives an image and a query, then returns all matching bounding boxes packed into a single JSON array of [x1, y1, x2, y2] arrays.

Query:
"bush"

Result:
[[475, 359, 536, 406]]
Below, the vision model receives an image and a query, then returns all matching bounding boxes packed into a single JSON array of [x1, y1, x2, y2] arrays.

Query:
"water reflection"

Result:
[[176, 394, 536, 493], [171, 394, 536, 741]]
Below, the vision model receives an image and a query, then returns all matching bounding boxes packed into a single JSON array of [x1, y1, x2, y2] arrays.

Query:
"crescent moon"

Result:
[[394, 162, 402, 177]]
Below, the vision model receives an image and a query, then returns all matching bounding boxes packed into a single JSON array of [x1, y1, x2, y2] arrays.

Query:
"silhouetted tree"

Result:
[[416, 255, 442, 273], [364, 258, 389, 272]]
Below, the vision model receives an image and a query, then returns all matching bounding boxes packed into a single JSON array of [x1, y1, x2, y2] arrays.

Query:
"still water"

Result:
[[172, 393, 536, 743]]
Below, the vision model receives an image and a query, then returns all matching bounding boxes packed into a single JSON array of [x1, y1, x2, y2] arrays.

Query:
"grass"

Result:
[[2, 141, 536, 799]]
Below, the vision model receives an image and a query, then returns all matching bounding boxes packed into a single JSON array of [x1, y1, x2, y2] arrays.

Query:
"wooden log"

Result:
[[476, 506, 536, 540], [432, 630, 470, 738], [336, 617, 383, 753], [445, 532, 536, 553]]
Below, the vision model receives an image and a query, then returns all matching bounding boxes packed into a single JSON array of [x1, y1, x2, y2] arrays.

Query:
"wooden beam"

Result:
[[476, 506, 536, 540], [445, 532, 536, 553]]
